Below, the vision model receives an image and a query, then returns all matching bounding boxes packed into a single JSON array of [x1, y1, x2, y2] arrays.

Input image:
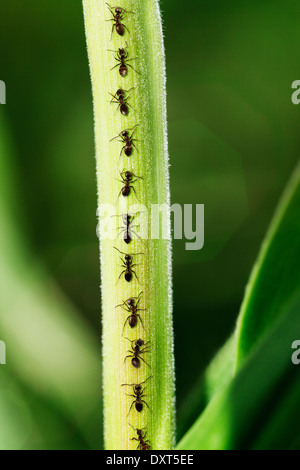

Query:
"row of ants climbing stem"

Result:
[[106, 3, 151, 450]]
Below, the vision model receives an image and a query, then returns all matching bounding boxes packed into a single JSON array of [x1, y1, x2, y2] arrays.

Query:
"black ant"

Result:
[[121, 376, 152, 415], [113, 247, 143, 282], [106, 4, 134, 38], [124, 338, 151, 368], [118, 170, 143, 199], [109, 88, 134, 116], [115, 291, 145, 334], [129, 424, 151, 450], [108, 43, 138, 77], [110, 125, 138, 157], [114, 213, 140, 244]]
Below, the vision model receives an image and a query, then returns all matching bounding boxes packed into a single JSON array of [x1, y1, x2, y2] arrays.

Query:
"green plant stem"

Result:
[[83, 0, 175, 450]]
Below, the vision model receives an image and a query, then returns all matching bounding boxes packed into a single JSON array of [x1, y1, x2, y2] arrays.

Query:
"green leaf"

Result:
[[177, 161, 300, 449], [177, 292, 300, 449], [177, 335, 235, 440], [235, 161, 300, 367]]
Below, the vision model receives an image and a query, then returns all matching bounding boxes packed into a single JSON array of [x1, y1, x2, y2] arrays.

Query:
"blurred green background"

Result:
[[0, 0, 299, 449]]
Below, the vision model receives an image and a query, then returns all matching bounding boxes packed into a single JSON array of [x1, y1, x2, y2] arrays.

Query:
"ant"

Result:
[[108, 43, 138, 77], [118, 170, 143, 199], [110, 125, 138, 157], [115, 291, 145, 334], [109, 88, 134, 116], [114, 213, 140, 244], [113, 247, 144, 282], [124, 338, 151, 368], [121, 376, 152, 415], [129, 424, 151, 450], [106, 4, 134, 38]]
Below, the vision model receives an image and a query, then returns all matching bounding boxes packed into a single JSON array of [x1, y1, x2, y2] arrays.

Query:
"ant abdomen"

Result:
[[129, 315, 137, 328]]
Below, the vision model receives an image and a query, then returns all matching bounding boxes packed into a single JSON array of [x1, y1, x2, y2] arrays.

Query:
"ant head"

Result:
[[136, 429, 142, 436], [124, 254, 131, 261], [115, 7, 123, 13], [136, 339, 144, 347], [125, 170, 132, 178], [135, 384, 142, 391], [121, 213, 128, 223], [127, 297, 135, 306], [123, 213, 132, 223], [116, 88, 124, 96], [122, 130, 129, 137]]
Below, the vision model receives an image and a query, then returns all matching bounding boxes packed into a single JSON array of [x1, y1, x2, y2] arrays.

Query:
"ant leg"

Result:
[[140, 399, 150, 411], [117, 269, 126, 282], [108, 94, 118, 102], [110, 62, 121, 71], [129, 124, 139, 132], [105, 3, 114, 13], [127, 400, 136, 417], [113, 246, 126, 256], [127, 63, 141, 75], [130, 229, 141, 240], [122, 23, 131, 36], [140, 376, 153, 386], [139, 356, 151, 368], [117, 188, 124, 199], [120, 145, 126, 157], [124, 354, 133, 365], [110, 23, 115, 40], [122, 316, 131, 336], [136, 291, 143, 307], [115, 303, 129, 312], [109, 133, 121, 142], [124, 339, 134, 349], [129, 292, 142, 301], [136, 314, 145, 330], [129, 185, 139, 201], [129, 177, 140, 185], [130, 269, 140, 284], [126, 100, 134, 112], [131, 142, 139, 153], [116, 228, 126, 238], [140, 346, 151, 354]]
